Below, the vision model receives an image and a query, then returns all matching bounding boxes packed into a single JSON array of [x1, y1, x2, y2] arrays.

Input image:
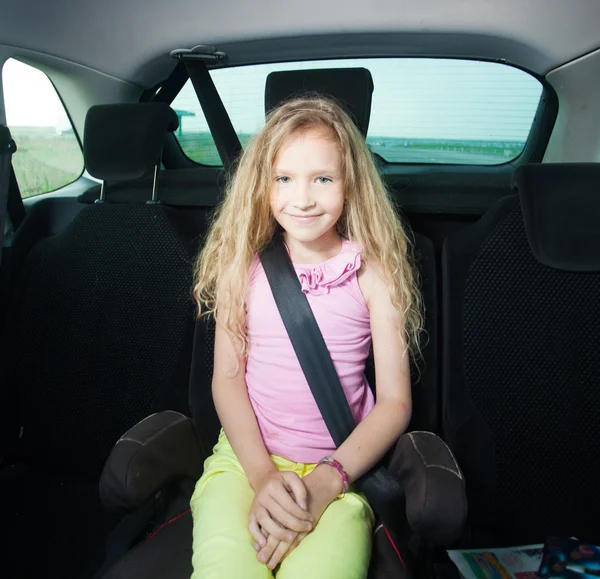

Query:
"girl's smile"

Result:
[[286, 213, 323, 224]]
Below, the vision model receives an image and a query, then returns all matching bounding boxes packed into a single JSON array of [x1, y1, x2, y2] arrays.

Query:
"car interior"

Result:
[[1, 1, 599, 578]]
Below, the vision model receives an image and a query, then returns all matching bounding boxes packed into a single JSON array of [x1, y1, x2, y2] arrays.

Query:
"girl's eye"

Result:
[[276, 176, 290, 183], [316, 177, 331, 184]]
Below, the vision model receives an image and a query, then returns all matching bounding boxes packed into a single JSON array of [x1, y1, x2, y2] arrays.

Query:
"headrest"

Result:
[[84, 103, 179, 182], [265, 68, 374, 136], [512, 163, 600, 272]]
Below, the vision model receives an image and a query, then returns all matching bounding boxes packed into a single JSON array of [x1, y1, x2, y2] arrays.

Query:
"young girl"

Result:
[[191, 96, 422, 579]]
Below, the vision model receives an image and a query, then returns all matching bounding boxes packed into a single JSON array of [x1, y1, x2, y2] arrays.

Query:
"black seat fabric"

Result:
[[0, 103, 206, 576], [442, 164, 600, 547], [8, 202, 200, 476], [103, 506, 194, 579], [407, 232, 439, 433]]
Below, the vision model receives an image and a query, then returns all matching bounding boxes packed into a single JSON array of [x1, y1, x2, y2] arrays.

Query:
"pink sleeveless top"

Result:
[[245, 239, 375, 463]]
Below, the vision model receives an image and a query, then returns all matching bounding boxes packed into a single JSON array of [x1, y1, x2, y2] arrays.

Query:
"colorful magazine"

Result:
[[448, 544, 545, 579], [538, 538, 600, 579]]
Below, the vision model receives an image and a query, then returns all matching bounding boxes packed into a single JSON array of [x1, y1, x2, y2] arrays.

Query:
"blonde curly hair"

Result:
[[194, 95, 423, 360]]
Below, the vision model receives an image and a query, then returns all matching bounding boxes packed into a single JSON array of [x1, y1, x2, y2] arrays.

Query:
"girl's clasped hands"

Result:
[[248, 466, 343, 570]]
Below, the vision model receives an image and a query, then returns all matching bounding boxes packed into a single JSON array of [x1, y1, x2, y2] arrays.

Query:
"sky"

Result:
[[3, 56, 543, 141]]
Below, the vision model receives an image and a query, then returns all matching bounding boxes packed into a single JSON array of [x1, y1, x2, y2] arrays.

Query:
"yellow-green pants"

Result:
[[190, 430, 375, 578]]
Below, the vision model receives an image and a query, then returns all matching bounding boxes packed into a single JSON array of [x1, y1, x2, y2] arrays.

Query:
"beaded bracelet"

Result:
[[317, 456, 349, 497]]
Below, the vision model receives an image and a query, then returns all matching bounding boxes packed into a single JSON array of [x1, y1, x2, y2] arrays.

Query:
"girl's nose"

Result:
[[292, 182, 316, 209]]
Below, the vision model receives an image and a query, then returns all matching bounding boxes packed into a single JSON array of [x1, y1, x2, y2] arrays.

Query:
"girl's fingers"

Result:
[[288, 531, 308, 556], [256, 508, 295, 542], [266, 530, 309, 569], [267, 539, 294, 570], [248, 512, 266, 547], [257, 534, 281, 566], [281, 471, 309, 511], [267, 497, 313, 533], [271, 485, 313, 523]]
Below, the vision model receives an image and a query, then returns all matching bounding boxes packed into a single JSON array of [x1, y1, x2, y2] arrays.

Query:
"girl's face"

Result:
[[270, 127, 345, 249]]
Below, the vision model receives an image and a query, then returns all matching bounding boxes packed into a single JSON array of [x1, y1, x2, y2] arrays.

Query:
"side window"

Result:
[[2, 58, 84, 198], [171, 84, 222, 166]]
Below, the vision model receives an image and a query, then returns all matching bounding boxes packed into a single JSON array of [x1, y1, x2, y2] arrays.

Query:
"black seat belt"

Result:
[[147, 60, 189, 105], [179, 59, 242, 172], [0, 125, 18, 268], [260, 235, 406, 536], [7, 166, 25, 230]]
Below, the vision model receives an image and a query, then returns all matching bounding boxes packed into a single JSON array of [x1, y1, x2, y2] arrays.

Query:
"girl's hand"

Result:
[[248, 470, 314, 547], [256, 464, 344, 570]]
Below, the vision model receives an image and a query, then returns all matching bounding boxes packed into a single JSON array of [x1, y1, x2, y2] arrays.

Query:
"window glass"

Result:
[[2, 58, 84, 197], [172, 58, 543, 166]]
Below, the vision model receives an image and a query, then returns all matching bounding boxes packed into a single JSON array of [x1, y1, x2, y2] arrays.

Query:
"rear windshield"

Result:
[[172, 58, 543, 166]]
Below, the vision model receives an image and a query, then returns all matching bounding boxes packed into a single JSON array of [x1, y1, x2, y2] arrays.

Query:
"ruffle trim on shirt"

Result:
[[296, 241, 362, 296]]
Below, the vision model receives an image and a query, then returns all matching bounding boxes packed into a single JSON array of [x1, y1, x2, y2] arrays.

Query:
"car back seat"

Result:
[[99, 68, 443, 579], [0, 103, 210, 577], [442, 163, 600, 547]]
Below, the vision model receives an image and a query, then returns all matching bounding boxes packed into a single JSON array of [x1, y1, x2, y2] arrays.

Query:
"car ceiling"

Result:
[[1, 0, 600, 88]]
